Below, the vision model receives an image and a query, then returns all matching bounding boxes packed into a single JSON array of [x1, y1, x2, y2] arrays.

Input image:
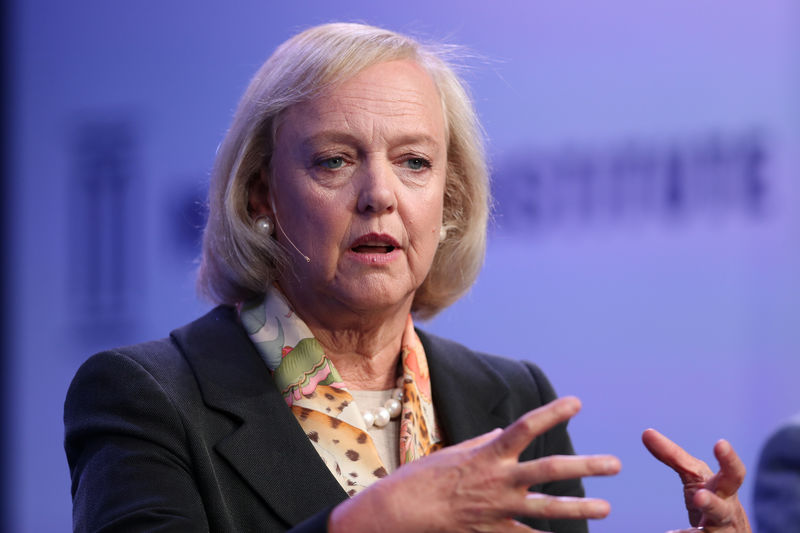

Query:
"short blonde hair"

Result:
[[198, 22, 489, 319]]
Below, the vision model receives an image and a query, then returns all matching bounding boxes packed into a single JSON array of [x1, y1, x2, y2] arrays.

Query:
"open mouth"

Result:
[[349, 233, 400, 255], [352, 244, 395, 254]]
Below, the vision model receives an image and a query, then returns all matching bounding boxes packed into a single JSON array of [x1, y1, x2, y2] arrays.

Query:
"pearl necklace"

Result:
[[361, 376, 406, 429]]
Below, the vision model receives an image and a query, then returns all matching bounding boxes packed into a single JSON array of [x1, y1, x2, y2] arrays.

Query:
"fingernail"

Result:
[[591, 501, 609, 516], [603, 459, 619, 473], [717, 439, 730, 454]]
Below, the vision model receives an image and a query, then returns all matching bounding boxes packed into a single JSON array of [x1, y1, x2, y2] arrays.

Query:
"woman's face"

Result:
[[256, 59, 448, 319]]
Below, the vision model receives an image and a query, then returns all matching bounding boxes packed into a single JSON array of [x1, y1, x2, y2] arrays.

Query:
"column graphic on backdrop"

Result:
[[68, 119, 143, 330]]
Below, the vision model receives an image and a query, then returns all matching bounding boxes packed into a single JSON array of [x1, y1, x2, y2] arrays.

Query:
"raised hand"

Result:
[[331, 397, 621, 533], [642, 428, 752, 533]]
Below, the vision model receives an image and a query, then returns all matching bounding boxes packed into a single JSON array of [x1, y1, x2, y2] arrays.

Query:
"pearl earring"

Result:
[[439, 226, 447, 242], [255, 215, 275, 235]]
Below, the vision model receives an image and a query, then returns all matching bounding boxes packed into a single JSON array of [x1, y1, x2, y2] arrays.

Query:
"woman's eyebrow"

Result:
[[300, 132, 359, 151], [388, 134, 442, 149], [301, 132, 442, 151]]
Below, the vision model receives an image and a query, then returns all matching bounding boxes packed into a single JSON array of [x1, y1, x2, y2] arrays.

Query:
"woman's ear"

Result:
[[248, 168, 273, 217]]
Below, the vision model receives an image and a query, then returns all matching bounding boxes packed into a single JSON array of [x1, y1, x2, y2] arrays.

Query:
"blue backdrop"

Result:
[[7, 1, 799, 531]]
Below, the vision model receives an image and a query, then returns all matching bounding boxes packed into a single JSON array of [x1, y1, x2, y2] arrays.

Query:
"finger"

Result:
[[492, 397, 581, 458], [642, 428, 712, 483], [519, 494, 611, 520], [693, 488, 735, 526], [514, 454, 621, 486], [712, 439, 746, 498], [665, 529, 705, 533]]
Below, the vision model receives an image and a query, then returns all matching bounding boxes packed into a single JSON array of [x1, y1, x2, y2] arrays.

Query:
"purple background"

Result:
[[7, 1, 799, 531]]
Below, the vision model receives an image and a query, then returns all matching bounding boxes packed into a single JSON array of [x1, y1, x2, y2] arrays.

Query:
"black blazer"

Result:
[[65, 306, 586, 532]]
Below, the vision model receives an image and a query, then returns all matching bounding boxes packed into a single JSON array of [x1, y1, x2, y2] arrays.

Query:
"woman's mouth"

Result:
[[351, 244, 396, 254], [349, 233, 400, 252], [347, 233, 401, 263]]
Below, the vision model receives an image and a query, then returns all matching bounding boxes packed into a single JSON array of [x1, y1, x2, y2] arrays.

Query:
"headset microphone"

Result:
[[270, 197, 311, 263]]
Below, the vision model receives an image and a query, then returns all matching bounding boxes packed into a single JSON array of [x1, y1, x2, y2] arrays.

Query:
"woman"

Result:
[[65, 23, 751, 532]]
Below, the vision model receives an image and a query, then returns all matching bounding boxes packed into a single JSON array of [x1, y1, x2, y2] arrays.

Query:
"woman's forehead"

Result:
[[279, 60, 446, 149]]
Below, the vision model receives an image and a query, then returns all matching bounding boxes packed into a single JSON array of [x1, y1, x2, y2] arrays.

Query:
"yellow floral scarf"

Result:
[[239, 288, 443, 495]]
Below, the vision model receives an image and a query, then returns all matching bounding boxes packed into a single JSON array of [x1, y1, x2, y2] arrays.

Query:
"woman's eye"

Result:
[[319, 157, 345, 170], [405, 158, 431, 171]]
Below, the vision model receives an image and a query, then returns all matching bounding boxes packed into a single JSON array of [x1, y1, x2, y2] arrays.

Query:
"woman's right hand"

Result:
[[329, 396, 621, 532]]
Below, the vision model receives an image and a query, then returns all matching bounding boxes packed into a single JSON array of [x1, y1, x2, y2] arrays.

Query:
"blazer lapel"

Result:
[[171, 306, 348, 526], [417, 329, 512, 446]]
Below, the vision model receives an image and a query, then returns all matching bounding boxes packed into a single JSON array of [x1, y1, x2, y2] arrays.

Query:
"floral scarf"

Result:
[[239, 288, 443, 495]]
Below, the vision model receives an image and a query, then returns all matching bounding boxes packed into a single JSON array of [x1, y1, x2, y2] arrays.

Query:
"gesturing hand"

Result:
[[330, 396, 621, 533], [642, 429, 752, 533]]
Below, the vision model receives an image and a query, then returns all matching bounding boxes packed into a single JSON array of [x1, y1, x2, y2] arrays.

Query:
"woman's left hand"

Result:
[[642, 428, 752, 533]]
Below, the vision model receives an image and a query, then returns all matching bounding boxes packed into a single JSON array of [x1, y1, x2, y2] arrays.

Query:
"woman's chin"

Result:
[[332, 280, 417, 316]]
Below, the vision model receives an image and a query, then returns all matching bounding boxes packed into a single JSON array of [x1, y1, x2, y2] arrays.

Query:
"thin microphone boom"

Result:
[[270, 198, 311, 263]]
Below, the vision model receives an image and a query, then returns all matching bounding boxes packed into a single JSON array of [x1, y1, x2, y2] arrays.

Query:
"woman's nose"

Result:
[[356, 160, 397, 214]]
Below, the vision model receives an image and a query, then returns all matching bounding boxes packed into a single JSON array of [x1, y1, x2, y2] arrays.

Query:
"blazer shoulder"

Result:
[[64, 338, 197, 438], [69, 335, 188, 402], [66, 306, 239, 418], [90, 337, 185, 376]]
